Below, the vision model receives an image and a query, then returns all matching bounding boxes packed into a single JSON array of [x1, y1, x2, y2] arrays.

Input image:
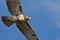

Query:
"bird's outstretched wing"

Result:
[[16, 21, 38, 40], [6, 0, 23, 15]]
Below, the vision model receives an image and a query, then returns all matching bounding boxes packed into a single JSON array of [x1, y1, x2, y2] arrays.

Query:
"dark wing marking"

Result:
[[6, 0, 23, 15], [16, 21, 38, 40]]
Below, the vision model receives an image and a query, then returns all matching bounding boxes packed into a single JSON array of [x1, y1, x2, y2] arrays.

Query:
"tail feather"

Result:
[[2, 16, 14, 27]]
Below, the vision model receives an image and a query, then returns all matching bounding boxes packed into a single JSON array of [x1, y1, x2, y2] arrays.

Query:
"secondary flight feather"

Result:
[[2, 0, 38, 40]]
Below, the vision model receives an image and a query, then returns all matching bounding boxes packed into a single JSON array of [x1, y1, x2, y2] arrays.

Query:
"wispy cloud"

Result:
[[44, 0, 60, 29], [43, 0, 60, 40]]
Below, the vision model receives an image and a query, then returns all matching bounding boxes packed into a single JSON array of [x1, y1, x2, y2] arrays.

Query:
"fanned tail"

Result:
[[2, 16, 14, 27]]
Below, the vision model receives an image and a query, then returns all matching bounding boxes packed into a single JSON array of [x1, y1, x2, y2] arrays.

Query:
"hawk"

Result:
[[2, 0, 38, 40]]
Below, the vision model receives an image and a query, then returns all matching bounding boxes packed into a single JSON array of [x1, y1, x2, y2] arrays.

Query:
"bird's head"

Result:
[[24, 16, 31, 20]]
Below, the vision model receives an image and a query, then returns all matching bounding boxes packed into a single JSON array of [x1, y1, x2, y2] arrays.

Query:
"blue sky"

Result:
[[0, 0, 60, 40]]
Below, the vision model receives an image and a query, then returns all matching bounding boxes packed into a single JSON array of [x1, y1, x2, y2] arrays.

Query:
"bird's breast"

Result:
[[17, 14, 25, 21]]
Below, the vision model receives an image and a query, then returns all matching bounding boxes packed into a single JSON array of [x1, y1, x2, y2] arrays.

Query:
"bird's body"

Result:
[[1, 0, 38, 40]]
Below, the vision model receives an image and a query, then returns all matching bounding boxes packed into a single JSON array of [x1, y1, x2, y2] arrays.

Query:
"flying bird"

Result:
[[1, 0, 38, 40]]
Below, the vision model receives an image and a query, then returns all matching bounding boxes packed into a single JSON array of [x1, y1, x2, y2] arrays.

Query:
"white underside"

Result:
[[8, 14, 25, 21], [17, 14, 25, 20], [11, 15, 24, 21], [7, 14, 31, 22]]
